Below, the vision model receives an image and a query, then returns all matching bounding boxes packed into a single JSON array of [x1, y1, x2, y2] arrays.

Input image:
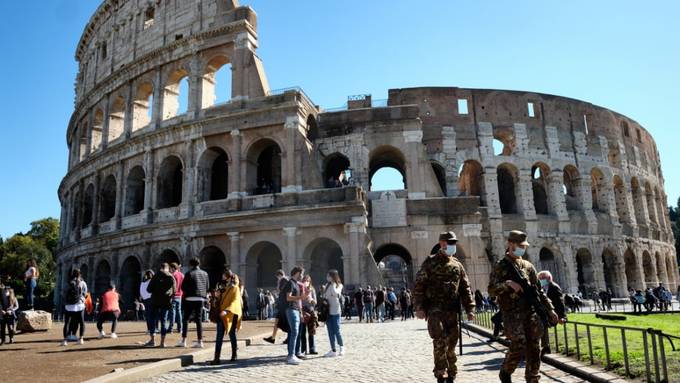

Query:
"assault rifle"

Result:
[[504, 259, 552, 327]]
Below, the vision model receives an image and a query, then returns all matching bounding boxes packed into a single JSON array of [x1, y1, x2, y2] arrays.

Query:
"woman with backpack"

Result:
[[61, 268, 87, 346], [210, 269, 242, 365], [323, 269, 345, 357], [144, 263, 176, 348], [24, 259, 39, 310]]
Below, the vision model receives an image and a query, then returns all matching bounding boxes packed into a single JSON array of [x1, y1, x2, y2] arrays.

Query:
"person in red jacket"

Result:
[[97, 281, 121, 339]]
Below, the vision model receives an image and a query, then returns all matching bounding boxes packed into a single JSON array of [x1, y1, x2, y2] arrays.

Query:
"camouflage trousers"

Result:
[[501, 310, 545, 383], [427, 310, 460, 378]]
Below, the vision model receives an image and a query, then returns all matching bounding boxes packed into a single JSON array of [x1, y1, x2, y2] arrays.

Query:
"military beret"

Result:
[[508, 230, 529, 246], [438, 231, 458, 243]]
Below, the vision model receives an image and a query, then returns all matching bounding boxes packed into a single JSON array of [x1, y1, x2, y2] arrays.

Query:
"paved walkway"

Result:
[[146, 319, 587, 383]]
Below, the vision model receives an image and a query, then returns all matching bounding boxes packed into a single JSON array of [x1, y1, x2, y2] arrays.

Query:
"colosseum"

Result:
[[56, 0, 677, 312]]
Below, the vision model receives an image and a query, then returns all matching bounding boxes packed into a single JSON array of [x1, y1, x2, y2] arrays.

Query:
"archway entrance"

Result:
[[642, 251, 657, 286], [156, 249, 181, 270], [539, 248, 561, 287], [601, 249, 624, 297], [304, 238, 344, 286], [576, 248, 595, 296], [324, 154, 350, 188], [497, 164, 518, 214], [119, 257, 141, 312], [246, 140, 282, 195], [374, 244, 413, 289], [245, 242, 283, 304], [200, 246, 227, 289], [624, 249, 642, 291], [94, 261, 112, 302]]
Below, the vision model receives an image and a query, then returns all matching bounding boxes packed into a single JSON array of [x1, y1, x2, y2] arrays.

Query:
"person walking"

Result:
[[211, 269, 242, 365], [282, 266, 308, 365], [414, 231, 476, 383], [375, 286, 386, 323], [24, 259, 39, 310], [264, 270, 288, 344], [97, 282, 121, 339], [140, 270, 154, 334], [538, 271, 567, 356], [400, 288, 411, 321], [61, 268, 87, 346], [488, 230, 558, 383], [145, 263, 176, 348], [168, 263, 184, 335], [0, 286, 19, 345], [178, 257, 209, 348], [362, 286, 374, 323], [323, 269, 345, 357]]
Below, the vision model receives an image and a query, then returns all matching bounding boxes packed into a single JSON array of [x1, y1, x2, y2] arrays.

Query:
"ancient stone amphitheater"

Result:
[[57, 0, 677, 311]]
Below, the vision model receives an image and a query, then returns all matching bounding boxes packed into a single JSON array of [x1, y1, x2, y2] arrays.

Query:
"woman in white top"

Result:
[[323, 269, 345, 357], [24, 259, 39, 310], [139, 270, 154, 334], [61, 269, 87, 346]]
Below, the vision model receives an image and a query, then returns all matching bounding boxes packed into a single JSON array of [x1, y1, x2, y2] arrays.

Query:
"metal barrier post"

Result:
[[574, 323, 581, 360], [621, 328, 630, 377], [603, 326, 611, 369], [650, 329, 660, 383], [586, 325, 594, 365], [564, 322, 569, 356], [643, 330, 652, 383]]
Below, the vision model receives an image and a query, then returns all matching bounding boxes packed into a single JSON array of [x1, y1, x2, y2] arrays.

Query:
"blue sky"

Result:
[[1, 1, 678, 238]]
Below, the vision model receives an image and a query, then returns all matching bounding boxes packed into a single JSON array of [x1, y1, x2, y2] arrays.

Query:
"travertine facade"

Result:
[[57, 0, 677, 311]]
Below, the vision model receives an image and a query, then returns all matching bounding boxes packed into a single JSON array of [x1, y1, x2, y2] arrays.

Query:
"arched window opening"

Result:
[[200, 246, 227, 289], [198, 147, 229, 202], [602, 249, 624, 297], [374, 243, 413, 289], [621, 121, 630, 138], [163, 69, 189, 120], [493, 127, 514, 156], [78, 123, 89, 161], [532, 163, 550, 215], [576, 248, 595, 296], [304, 238, 344, 287], [431, 162, 447, 196], [91, 109, 104, 152], [631, 178, 646, 224], [624, 249, 642, 290], [157, 156, 183, 209], [644, 182, 658, 225], [458, 160, 484, 204], [307, 115, 319, 141], [497, 164, 518, 214], [157, 249, 181, 269], [108, 95, 126, 142], [143, 7, 155, 30], [71, 191, 81, 230], [125, 166, 145, 216], [613, 176, 630, 223], [119, 257, 141, 312], [132, 82, 154, 132], [82, 184, 94, 227], [591, 168, 606, 213], [202, 56, 231, 108], [94, 261, 111, 302], [246, 139, 282, 195], [369, 146, 407, 191], [642, 251, 656, 285], [99, 175, 117, 222], [563, 165, 580, 211], [539, 248, 561, 286], [324, 153, 350, 188]]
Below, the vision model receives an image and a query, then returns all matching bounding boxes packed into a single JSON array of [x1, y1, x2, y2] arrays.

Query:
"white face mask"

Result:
[[444, 244, 457, 256]]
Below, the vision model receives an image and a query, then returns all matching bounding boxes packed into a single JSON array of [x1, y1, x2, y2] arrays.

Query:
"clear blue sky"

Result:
[[1, 1, 678, 238]]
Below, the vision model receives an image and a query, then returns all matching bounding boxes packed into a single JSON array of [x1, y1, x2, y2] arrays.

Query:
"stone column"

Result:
[[483, 168, 501, 218], [657, 254, 669, 286], [403, 130, 426, 199], [124, 81, 134, 139], [548, 170, 569, 219], [282, 116, 302, 193], [560, 246, 579, 295], [441, 126, 458, 197], [101, 93, 111, 149], [143, 147, 154, 224], [115, 162, 124, 229], [345, 220, 365, 286], [182, 139, 195, 218], [228, 232, 241, 276], [283, 227, 298, 273], [91, 174, 101, 234], [151, 67, 163, 130], [228, 129, 243, 199], [517, 168, 536, 221], [188, 54, 202, 118]]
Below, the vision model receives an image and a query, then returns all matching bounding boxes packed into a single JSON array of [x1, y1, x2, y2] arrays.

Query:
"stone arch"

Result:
[[624, 249, 643, 290], [163, 67, 190, 120], [497, 163, 519, 214], [642, 250, 657, 286], [132, 82, 154, 132], [591, 168, 607, 213], [531, 162, 551, 215], [202, 55, 231, 108], [539, 247, 562, 287], [156, 249, 181, 270], [613, 175, 630, 224], [245, 241, 283, 296], [246, 139, 282, 195], [458, 160, 484, 204], [655, 251, 668, 286], [493, 126, 514, 156], [125, 166, 145, 216], [374, 243, 413, 288], [199, 246, 227, 289], [78, 122, 88, 161], [654, 187, 665, 229], [601, 248, 625, 297], [369, 145, 407, 191], [644, 181, 658, 225], [157, 155, 183, 208], [431, 161, 447, 196], [108, 95, 126, 142], [71, 190, 81, 230], [197, 147, 229, 202], [576, 248, 595, 295], [80, 263, 89, 285], [119, 256, 142, 312], [82, 183, 94, 227], [323, 153, 350, 188], [666, 253, 677, 288], [91, 108, 104, 152], [94, 260, 112, 302], [307, 114, 319, 141], [99, 174, 117, 222], [303, 238, 344, 287], [563, 165, 580, 211], [631, 177, 646, 224]]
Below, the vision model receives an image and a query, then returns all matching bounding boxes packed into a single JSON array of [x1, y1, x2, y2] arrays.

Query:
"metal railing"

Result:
[[472, 311, 677, 383], [571, 300, 679, 314]]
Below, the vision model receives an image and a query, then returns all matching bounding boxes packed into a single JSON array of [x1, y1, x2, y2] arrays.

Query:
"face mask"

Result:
[[513, 247, 526, 258], [539, 279, 549, 287], [327, 276, 333, 283], [444, 245, 457, 256]]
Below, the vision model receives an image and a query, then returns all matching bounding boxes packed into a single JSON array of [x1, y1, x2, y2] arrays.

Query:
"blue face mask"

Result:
[[444, 245, 457, 256], [513, 247, 526, 258], [539, 279, 549, 287]]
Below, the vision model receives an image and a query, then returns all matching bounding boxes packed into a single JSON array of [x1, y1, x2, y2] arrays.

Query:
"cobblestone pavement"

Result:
[[146, 319, 587, 383]]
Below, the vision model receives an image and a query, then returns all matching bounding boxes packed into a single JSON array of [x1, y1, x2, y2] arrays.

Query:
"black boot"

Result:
[[446, 377, 455, 383], [230, 344, 237, 361], [499, 370, 512, 383], [210, 350, 221, 365]]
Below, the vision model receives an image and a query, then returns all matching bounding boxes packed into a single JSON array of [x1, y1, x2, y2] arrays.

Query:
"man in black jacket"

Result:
[[145, 263, 176, 348], [178, 257, 209, 348], [538, 270, 567, 356]]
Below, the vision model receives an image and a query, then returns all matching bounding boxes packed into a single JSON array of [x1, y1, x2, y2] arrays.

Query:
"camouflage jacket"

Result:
[[488, 254, 554, 314], [413, 251, 475, 314]]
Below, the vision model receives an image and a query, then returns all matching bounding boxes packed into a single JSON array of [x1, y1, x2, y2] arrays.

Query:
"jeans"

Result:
[[25, 279, 36, 309], [1, 314, 16, 342], [214, 314, 239, 359], [63, 310, 85, 339], [169, 297, 182, 333], [295, 321, 315, 355], [96, 311, 119, 333], [326, 314, 344, 351], [182, 300, 204, 340], [376, 303, 385, 321], [143, 299, 154, 333], [285, 308, 301, 357], [364, 304, 374, 321], [150, 306, 170, 337]]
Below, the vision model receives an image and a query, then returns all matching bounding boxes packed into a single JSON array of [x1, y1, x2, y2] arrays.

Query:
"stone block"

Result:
[[17, 310, 52, 332]]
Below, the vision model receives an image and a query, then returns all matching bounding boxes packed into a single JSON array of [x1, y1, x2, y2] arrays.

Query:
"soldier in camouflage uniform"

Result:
[[414, 231, 475, 383], [488, 231, 558, 383]]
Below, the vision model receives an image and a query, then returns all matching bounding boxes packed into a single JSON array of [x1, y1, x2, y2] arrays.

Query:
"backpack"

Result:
[[66, 279, 82, 305], [209, 289, 223, 324], [363, 290, 372, 303]]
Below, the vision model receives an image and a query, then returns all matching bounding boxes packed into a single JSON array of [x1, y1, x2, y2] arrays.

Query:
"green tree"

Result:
[[27, 217, 60, 256]]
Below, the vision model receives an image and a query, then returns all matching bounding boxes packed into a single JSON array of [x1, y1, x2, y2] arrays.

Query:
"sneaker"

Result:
[[192, 340, 204, 349], [308, 351, 318, 355], [77, 338, 85, 345], [60, 340, 68, 346], [324, 350, 337, 358], [176, 339, 187, 348], [286, 356, 301, 365], [143, 340, 156, 347], [338, 346, 345, 356], [295, 354, 307, 360], [98, 331, 106, 339], [110, 333, 118, 339], [263, 336, 275, 344]]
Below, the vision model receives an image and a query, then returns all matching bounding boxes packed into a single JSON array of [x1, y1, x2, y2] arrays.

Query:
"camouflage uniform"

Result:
[[414, 249, 475, 379], [488, 253, 554, 383]]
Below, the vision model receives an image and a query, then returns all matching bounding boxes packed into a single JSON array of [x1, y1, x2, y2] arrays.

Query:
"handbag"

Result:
[[317, 297, 330, 323]]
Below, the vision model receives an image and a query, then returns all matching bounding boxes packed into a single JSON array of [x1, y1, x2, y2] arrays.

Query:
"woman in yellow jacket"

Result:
[[211, 269, 242, 365]]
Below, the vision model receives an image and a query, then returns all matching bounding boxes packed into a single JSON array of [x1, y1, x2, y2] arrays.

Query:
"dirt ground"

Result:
[[0, 319, 273, 382]]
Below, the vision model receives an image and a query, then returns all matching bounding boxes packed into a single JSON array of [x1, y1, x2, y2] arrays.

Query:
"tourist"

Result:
[[474, 290, 485, 313], [538, 270, 567, 355], [323, 269, 345, 357], [145, 263, 176, 348], [633, 290, 645, 313], [296, 274, 318, 357], [362, 286, 374, 323], [61, 268, 87, 346], [266, 291, 274, 319], [343, 292, 353, 320], [241, 279, 249, 320], [256, 289, 267, 320], [140, 270, 154, 334], [0, 286, 19, 345], [282, 266, 308, 365], [354, 288, 364, 322], [375, 286, 386, 322], [644, 288, 657, 312], [97, 281, 121, 339], [134, 298, 145, 321], [264, 270, 288, 344], [178, 257, 209, 348], [211, 269, 242, 365], [400, 288, 411, 321], [168, 263, 184, 335], [24, 259, 39, 310], [387, 287, 397, 320]]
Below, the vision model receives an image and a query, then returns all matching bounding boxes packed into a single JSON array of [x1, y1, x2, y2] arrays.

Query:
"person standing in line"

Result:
[[323, 269, 345, 357], [61, 268, 87, 346], [144, 263, 176, 348], [265, 291, 274, 319], [264, 270, 288, 344], [97, 282, 121, 339], [139, 270, 154, 334], [400, 288, 411, 321], [282, 266, 308, 365], [537, 271, 567, 356], [211, 269, 242, 365], [168, 263, 184, 335], [24, 259, 39, 310], [178, 257, 209, 348], [343, 292, 353, 320], [256, 289, 267, 320], [375, 286, 386, 323], [362, 286, 374, 323], [296, 274, 318, 357], [0, 286, 19, 345], [386, 287, 397, 321], [354, 288, 364, 322]]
